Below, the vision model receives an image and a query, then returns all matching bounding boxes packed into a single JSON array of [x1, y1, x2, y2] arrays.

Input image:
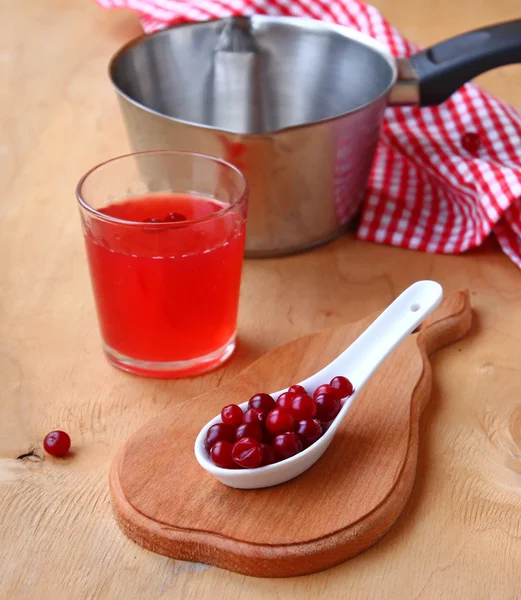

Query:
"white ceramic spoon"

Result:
[[195, 280, 443, 489]]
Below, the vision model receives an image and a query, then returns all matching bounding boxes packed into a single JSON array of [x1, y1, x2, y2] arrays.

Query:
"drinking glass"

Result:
[[76, 150, 248, 377]]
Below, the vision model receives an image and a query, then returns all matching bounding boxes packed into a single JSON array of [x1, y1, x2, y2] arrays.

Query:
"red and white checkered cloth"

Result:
[[94, 0, 521, 267]]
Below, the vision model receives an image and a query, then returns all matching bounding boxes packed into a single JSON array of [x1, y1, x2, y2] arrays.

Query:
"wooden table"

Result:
[[2, 0, 521, 597]]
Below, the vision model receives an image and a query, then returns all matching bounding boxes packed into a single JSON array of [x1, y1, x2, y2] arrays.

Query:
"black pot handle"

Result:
[[409, 19, 521, 106]]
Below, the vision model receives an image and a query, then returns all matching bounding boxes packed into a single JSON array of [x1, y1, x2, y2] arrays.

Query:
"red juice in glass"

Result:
[[77, 151, 247, 377]]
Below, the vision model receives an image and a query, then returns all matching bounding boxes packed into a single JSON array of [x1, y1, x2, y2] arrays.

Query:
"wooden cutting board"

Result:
[[110, 290, 472, 577]]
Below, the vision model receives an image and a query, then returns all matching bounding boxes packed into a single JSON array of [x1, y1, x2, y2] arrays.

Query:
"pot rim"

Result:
[[109, 15, 399, 137]]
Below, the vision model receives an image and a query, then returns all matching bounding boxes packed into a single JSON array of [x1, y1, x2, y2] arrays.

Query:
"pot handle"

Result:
[[393, 19, 521, 106]]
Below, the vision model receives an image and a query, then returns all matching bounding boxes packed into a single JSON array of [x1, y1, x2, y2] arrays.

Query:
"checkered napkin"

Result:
[[94, 0, 521, 267]]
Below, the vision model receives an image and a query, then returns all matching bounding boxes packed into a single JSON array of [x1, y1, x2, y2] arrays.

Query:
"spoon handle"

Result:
[[317, 281, 443, 390]]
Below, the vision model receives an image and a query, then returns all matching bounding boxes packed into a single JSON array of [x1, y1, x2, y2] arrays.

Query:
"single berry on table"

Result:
[[265, 408, 296, 435], [232, 437, 263, 469], [314, 393, 341, 422], [43, 430, 71, 457], [221, 404, 243, 426], [290, 394, 316, 420], [296, 419, 323, 447], [329, 375, 353, 399], [248, 393, 275, 412], [235, 422, 263, 442], [272, 433, 303, 460], [210, 440, 235, 468], [205, 423, 236, 451]]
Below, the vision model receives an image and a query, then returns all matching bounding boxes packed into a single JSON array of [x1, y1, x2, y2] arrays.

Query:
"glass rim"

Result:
[[76, 149, 248, 228]]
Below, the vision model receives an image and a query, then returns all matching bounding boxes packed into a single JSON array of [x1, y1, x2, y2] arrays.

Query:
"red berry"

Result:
[[288, 384, 307, 396], [248, 393, 275, 412], [221, 404, 243, 426], [260, 443, 277, 466], [314, 393, 341, 422], [461, 131, 481, 155], [43, 430, 71, 457], [142, 216, 165, 232], [243, 408, 265, 425], [265, 408, 296, 435], [290, 394, 316, 420], [313, 383, 339, 399], [296, 419, 322, 447], [165, 212, 187, 222], [205, 423, 236, 451], [272, 433, 303, 460], [232, 437, 263, 469], [210, 440, 235, 468], [276, 391, 296, 409], [329, 376, 354, 399], [235, 422, 263, 442], [262, 429, 275, 445]]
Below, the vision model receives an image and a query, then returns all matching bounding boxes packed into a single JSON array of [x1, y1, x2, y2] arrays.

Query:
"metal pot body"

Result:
[[111, 17, 395, 257], [115, 92, 387, 256]]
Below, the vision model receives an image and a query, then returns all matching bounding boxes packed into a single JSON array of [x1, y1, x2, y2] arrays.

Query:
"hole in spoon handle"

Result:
[[308, 281, 443, 391]]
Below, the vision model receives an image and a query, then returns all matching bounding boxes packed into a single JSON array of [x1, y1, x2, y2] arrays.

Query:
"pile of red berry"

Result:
[[205, 375, 353, 469]]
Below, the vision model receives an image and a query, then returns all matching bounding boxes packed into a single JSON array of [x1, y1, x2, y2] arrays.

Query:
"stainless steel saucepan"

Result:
[[109, 17, 521, 257]]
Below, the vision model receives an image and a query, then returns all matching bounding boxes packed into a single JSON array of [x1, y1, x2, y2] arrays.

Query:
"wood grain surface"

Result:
[[111, 292, 472, 577], [1, 0, 521, 598]]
